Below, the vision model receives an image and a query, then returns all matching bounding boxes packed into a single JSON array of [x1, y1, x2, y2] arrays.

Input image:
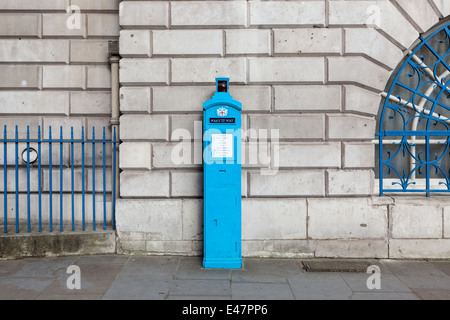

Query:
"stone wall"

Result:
[[116, 0, 450, 259], [0, 0, 120, 226], [0, 0, 449, 259]]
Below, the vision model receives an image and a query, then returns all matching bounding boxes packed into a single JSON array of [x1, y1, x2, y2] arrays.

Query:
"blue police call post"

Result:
[[202, 78, 242, 269]]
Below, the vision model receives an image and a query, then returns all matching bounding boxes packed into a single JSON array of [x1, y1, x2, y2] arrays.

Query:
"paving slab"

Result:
[[0, 256, 449, 300], [288, 273, 353, 300], [169, 279, 231, 297], [119, 256, 179, 276], [352, 292, 420, 300], [231, 282, 294, 300], [103, 275, 173, 300], [176, 257, 231, 280], [381, 260, 450, 290], [411, 288, 450, 300], [239, 258, 303, 277], [340, 272, 412, 293]]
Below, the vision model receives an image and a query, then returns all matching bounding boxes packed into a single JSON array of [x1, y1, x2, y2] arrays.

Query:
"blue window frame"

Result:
[[377, 22, 450, 196]]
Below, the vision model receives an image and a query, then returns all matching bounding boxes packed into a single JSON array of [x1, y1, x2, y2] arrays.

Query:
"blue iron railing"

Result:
[[377, 22, 450, 196], [1, 125, 118, 233]]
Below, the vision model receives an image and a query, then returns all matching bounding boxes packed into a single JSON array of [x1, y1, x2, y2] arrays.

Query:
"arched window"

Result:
[[377, 21, 450, 196]]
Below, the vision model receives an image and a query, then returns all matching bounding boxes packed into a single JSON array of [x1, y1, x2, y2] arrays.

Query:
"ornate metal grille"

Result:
[[377, 22, 450, 196]]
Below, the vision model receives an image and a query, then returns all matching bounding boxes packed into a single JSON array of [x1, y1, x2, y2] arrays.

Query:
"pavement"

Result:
[[0, 255, 449, 300]]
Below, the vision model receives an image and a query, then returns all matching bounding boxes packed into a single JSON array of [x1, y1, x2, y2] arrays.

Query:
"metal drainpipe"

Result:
[[109, 41, 120, 207]]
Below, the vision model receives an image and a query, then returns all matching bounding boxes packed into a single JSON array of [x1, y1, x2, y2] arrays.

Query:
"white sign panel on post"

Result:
[[211, 134, 233, 158]]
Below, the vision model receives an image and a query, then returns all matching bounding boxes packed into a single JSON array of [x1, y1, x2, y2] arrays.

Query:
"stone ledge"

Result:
[[0, 230, 116, 259]]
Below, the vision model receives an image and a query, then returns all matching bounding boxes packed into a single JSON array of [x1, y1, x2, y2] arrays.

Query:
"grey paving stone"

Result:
[[103, 275, 173, 300], [176, 256, 231, 280], [431, 261, 450, 277], [0, 259, 25, 276], [352, 292, 420, 300], [0, 277, 55, 299], [119, 256, 180, 276], [340, 272, 412, 293], [169, 279, 231, 297], [231, 272, 288, 284], [76, 255, 130, 265], [288, 273, 353, 300], [41, 262, 124, 295], [241, 258, 303, 277], [411, 288, 450, 300], [381, 260, 450, 290], [13, 256, 78, 278], [231, 282, 294, 300]]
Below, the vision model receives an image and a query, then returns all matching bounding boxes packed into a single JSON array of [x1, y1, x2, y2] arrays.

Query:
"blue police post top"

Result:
[[202, 78, 242, 269]]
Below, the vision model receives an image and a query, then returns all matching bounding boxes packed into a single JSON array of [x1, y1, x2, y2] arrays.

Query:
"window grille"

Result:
[[377, 22, 450, 196]]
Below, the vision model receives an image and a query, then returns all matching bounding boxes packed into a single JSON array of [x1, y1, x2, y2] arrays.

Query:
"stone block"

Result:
[[277, 143, 341, 168], [231, 86, 271, 112], [70, 92, 111, 115], [327, 114, 376, 140], [119, 30, 151, 57], [120, 114, 169, 141], [181, 199, 203, 241], [0, 14, 40, 37], [171, 114, 203, 141], [171, 1, 247, 27], [119, 87, 151, 113], [0, 92, 69, 115], [250, 1, 325, 26], [226, 29, 271, 55], [344, 85, 381, 115], [0, 117, 42, 139], [42, 117, 84, 140], [249, 170, 325, 196], [249, 57, 325, 83], [242, 239, 315, 258], [389, 239, 450, 259], [249, 114, 324, 140], [344, 28, 404, 70], [308, 198, 387, 239], [0, 66, 40, 89], [115, 199, 182, 239], [120, 58, 169, 85], [153, 30, 223, 56], [152, 143, 201, 168], [395, 0, 439, 33], [274, 28, 341, 54], [0, 40, 69, 63], [171, 171, 203, 197], [171, 58, 246, 84], [328, 0, 418, 49], [119, 142, 151, 170], [327, 169, 374, 196], [445, 207, 450, 238], [87, 65, 111, 89], [0, 0, 69, 10], [87, 14, 120, 37], [343, 142, 375, 168], [70, 40, 110, 63], [120, 171, 170, 198], [119, 1, 169, 28], [315, 240, 388, 258], [43, 66, 85, 89], [391, 205, 442, 239], [431, 0, 450, 18], [152, 86, 212, 112], [328, 56, 391, 91], [72, 0, 120, 10], [43, 13, 86, 38], [274, 85, 341, 111], [242, 199, 307, 240]]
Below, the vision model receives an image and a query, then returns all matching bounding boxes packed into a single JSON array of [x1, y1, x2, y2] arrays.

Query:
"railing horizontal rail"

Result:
[[1, 125, 118, 234]]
